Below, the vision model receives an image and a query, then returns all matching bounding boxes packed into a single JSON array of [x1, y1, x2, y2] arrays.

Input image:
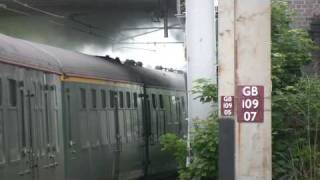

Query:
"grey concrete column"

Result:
[[185, 0, 217, 121], [218, 0, 272, 179]]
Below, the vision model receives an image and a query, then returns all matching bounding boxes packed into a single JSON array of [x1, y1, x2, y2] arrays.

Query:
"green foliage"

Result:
[[273, 77, 320, 179], [160, 116, 219, 180], [271, 1, 320, 179], [160, 133, 188, 169], [271, 0, 317, 92], [160, 79, 219, 180], [180, 116, 219, 180], [192, 79, 218, 103]]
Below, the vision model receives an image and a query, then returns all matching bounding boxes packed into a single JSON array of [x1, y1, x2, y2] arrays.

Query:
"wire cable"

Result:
[[12, 0, 65, 19]]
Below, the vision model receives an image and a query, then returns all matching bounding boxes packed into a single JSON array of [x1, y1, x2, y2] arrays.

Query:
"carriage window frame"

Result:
[[101, 89, 107, 108], [20, 89, 27, 148], [0, 78, 3, 163], [171, 96, 176, 104], [0, 78, 2, 106], [110, 90, 115, 108], [80, 88, 87, 109], [152, 94, 157, 109], [119, 91, 124, 108], [126, 92, 131, 108], [8, 79, 17, 107], [181, 96, 185, 110], [159, 94, 164, 109], [133, 93, 138, 108], [0, 79, 3, 163], [0, 116, 3, 164], [53, 86, 58, 106], [91, 89, 97, 109]]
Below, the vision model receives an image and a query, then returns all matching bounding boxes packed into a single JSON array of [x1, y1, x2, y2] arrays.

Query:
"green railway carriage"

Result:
[[0, 33, 187, 180]]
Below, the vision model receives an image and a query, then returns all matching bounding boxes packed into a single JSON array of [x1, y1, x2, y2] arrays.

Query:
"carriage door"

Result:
[[38, 83, 61, 180], [11, 79, 33, 180], [176, 97, 182, 136], [16, 80, 39, 180], [110, 90, 121, 179]]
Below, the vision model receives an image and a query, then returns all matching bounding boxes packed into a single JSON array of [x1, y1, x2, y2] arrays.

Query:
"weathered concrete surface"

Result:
[[218, 0, 235, 113], [219, 0, 272, 179], [218, 0, 236, 179], [186, 0, 217, 121], [235, 0, 272, 179]]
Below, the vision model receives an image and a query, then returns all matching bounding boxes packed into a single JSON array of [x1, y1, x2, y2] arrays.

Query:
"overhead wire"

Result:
[[49, 20, 111, 39], [116, 24, 181, 42], [0, 3, 30, 16], [1, 1, 114, 40], [112, 46, 157, 52], [12, 0, 65, 19], [6, 0, 184, 45], [0, 4, 111, 40], [115, 41, 183, 44]]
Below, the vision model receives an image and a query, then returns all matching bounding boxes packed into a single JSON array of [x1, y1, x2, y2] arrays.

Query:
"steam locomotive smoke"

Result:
[[0, 8, 186, 69]]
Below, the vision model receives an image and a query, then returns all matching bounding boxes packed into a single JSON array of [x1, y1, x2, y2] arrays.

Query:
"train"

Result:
[[0, 33, 187, 180]]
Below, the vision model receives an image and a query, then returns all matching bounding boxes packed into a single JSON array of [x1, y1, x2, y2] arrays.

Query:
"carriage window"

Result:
[[101, 90, 107, 108], [152, 94, 156, 108], [0, 106, 4, 163], [159, 95, 164, 109], [126, 92, 131, 108], [0, 118, 3, 163], [119, 92, 124, 108], [171, 96, 176, 104], [0, 79, 2, 106], [53, 86, 58, 106], [133, 93, 138, 108], [9, 79, 17, 107], [91, 89, 97, 108], [0, 79, 3, 162], [80, 88, 86, 109], [181, 96, 185, 110], [20, 90, 26, 148], [110, 90, 115, 108]]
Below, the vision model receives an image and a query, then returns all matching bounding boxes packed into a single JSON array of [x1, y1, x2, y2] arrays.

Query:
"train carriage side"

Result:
[[0, 62, 65, 180], [0, 33, 188, 180], [61, 78, 146, 180], [144, 87, 187, 177], [126, 66, 187, 178]]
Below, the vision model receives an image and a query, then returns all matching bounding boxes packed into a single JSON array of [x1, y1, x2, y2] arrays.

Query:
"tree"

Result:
[[271, 0, 316, 92], [271, 1, 319, 179]]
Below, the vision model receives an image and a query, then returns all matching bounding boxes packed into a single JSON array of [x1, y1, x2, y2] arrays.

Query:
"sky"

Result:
[[79, 28, 186, 70], [0, 12, 186, 70]]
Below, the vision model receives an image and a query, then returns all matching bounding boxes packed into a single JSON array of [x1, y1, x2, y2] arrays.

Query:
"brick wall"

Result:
[[288, 0, 320, 29], [288, 0, 320, 73]]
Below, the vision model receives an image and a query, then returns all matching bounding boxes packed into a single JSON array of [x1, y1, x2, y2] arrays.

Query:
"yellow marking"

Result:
[[60, 75, 141, 88], [60, 76, 107, 85]]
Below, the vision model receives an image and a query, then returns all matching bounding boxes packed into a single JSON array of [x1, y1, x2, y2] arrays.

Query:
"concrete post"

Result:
[[218, 0, 272, 179], [185, 0, 217, 121], [218, 0, 236, 179], [185, 0, 217, 167]]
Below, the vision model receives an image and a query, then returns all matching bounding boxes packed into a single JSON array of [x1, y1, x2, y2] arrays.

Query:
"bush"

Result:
[[271, 0, 316, 92], [271, 1, 320, 179], [180, 116, 219, 180], [160, 115, 219, 180], [191, 79, 218, 103], [160, 133, 188, 170], [273, 77, 320, 179]]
